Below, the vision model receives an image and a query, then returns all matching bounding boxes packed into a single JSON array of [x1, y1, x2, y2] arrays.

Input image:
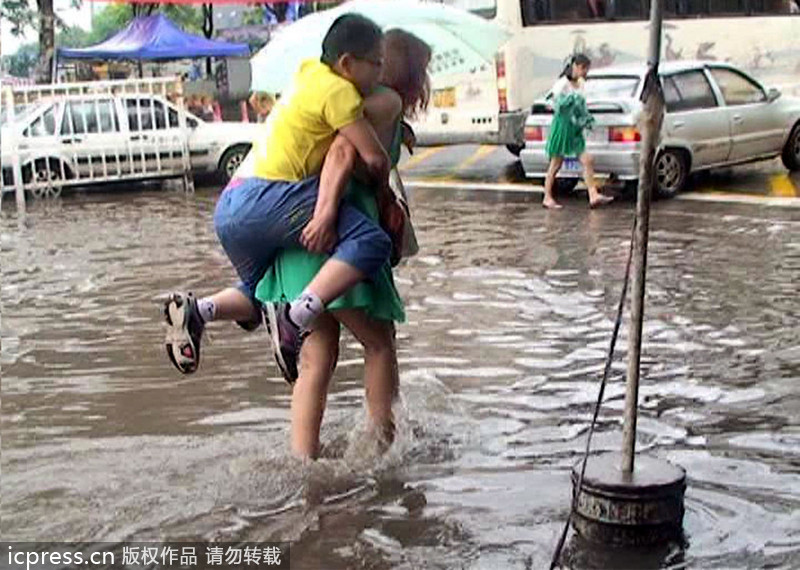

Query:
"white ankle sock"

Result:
[[288, 290, 324, 329], [197, 298, 216, 323]]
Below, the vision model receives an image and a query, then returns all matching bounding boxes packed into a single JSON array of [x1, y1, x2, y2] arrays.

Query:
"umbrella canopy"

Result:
[[58, 14, 250, 61], [250, 0, 510, 94]]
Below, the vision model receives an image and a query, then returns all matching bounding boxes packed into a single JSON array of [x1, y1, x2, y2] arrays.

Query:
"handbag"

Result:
[[380, 167, 419, 266]]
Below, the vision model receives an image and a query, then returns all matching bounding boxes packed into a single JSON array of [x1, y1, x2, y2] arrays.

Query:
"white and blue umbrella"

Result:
[[250, 0, 511, 94]]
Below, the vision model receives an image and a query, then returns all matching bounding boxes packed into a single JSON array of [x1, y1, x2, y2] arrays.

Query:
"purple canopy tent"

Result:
[[57, 14, 250, 61]]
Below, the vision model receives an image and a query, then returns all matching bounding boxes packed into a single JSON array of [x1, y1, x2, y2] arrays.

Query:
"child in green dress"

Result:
[[256, 29, 431, 459], [543, 53, 614, 209]]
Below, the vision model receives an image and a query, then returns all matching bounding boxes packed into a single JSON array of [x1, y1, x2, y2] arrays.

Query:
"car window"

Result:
[[23, 105, 56, 137], [63, 101, 100, 135], [127, 99, 152, 131], [97, 100, 120, 133], [61, 104, 73, 135], [662, 77, 682, 113], [126, 99, 141, 131], [584, 76, 641, 99], [3, 104, 38, 127], [168, 107, 179, 128], [667, 71, 717, 112], [126, 98, 167, 131], [152, 100, 167, 130], [709, 68, 766, 106]]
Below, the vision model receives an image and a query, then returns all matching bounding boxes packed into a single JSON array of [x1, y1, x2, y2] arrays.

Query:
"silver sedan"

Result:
[[519, 61, 800, 198]]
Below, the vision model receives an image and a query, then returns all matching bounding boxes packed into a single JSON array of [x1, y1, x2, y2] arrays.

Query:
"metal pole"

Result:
[[175, 78, 195, 193], [621, 0, 665, 476], [5, 87, 26, 215]]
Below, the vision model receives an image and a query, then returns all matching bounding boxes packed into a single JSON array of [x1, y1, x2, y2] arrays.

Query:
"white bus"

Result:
[[412, 0, 799, 152]]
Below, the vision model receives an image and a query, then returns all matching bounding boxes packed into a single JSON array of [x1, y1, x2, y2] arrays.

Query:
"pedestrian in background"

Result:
[[542, 53, 613, 209]]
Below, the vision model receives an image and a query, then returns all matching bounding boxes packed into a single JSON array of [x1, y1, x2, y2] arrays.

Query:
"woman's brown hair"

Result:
[[381, 29, 431, 119]]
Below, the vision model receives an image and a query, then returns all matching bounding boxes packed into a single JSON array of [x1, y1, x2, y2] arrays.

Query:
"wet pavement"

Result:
[[399, 145, 800, 204], [2, 184, 799, 569]]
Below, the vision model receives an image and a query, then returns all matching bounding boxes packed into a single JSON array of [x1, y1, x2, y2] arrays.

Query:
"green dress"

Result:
[[254, 124, 406, 323], [545, 90, 595, 159]]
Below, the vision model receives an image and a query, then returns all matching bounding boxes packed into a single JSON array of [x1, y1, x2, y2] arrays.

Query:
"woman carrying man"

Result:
[[256, 29, 432, 459]]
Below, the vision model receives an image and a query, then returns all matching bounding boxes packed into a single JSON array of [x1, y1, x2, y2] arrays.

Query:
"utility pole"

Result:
[[621, 0, 666, 477]]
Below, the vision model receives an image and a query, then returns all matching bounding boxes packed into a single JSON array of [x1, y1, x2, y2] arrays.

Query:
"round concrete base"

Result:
[[571, 452, 686, 547]]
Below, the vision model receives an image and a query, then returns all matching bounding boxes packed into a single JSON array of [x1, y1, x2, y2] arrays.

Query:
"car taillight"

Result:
[[524, 125, 543, 141], [608, 126, 641, 143]]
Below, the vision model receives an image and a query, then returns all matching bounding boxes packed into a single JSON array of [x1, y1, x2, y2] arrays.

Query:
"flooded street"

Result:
[[2, 186, 799, 569]]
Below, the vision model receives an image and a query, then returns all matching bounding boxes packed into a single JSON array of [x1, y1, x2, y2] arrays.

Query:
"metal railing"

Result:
[[1, 76, 195, 210]]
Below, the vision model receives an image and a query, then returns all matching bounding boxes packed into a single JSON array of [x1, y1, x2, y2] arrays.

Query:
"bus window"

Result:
[[615, 0, 647, 18], [521, 0, 793, 23], [552, 0, 592, 20], [748, 0, 795, 12], [664, 0, 707, 15], [521, 0, 552, 23], [662, 0, 791, 14], [709, 0, 748, 13]]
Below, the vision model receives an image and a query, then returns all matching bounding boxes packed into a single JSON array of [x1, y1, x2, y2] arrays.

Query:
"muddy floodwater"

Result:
[[2, 186, 799, 569]]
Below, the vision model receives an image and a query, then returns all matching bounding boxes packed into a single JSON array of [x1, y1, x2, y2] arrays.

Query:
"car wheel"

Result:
[[220, 144, 250, 182], [531, 177, 579, 195], [654, 149, 688, 199], [623, 180, 639, 196], [555, 178, 579, 194], [506, 143, 524, 157], [781, 123, 800, 171], [24, 159, 65, 199], [532, 177, 579, 195]]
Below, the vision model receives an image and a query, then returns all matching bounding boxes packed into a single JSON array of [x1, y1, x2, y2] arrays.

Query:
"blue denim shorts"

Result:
[[213, 176, 391, 303]]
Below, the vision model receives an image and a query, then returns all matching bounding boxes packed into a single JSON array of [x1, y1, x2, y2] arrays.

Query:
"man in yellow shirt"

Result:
[[165, 15, 393, 384]]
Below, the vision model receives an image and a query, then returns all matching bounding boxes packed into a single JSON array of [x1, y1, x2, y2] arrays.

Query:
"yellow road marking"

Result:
[[694, 185, 765, 198], [402, 178, 800, 207], [399, 146, 447, 171], [455, 145, 496, 171], [769, 174, 797, 198]]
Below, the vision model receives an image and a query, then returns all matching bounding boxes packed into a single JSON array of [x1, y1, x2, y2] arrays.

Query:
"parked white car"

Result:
[[1, 93, 261, 195], [520, 61, 800, 198]]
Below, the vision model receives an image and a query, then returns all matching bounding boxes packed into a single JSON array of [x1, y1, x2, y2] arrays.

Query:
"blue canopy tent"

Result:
[[57, 14, 250, 62]]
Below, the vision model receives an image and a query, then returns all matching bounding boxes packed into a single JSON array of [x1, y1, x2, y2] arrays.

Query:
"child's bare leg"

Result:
[[268, 123, 392, 384], [163, 286, 260, 374], [332, 309, 399, 452], [304, 260, 366, 305], [581, 152, 613, 207], [543, 156, 564, 209], [206, 287, 260, 322], [285, 134, 390, 323], [294, 136, 370, 311], [290, 313, 340, 459]]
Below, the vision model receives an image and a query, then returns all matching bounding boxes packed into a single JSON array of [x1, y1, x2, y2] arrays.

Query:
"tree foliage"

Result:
[[2, 3, 204, 78], [0, 0, 35, 37]]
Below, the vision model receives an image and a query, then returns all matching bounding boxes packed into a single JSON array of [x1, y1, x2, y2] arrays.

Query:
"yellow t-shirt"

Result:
[[251, 60, 363, 181]]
